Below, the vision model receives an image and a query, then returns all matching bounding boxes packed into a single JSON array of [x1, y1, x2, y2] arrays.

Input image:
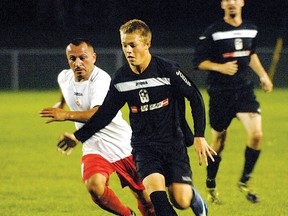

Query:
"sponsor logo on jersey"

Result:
[[74, 92, 83, 96], [223, 50, 251, 58], [176, 70, 191, 86], [130, 98, 169, 113], [131, 106, 138, 113], [115, 77, 170, 92], [136, 81, 148, 86]]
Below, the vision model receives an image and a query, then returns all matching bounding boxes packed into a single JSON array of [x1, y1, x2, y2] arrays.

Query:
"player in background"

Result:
[[55, 19, 216, 216], [40, 38, 155, 216], [193, 0, 273, 204]]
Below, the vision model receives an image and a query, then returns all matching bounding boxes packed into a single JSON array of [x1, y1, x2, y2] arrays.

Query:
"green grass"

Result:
[[0, 89, 287, 216]]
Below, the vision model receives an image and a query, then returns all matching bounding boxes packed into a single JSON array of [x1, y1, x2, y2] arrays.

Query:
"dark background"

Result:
[[0, 0, 287, 48]]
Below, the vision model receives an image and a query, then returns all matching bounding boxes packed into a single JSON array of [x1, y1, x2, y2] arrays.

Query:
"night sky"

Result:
[[0, 0, 287, 48]]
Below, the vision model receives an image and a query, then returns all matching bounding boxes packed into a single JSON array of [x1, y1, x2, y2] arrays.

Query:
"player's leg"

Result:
[[237, 112, 262, 203], [113, 155, 155, 216], [132, 146, 178, 216], [207, 128, 227, 185], [206, 91, 234, 204], [129, 189, 155, 216], [205, 128, 227, 204], [166, 143, 207, 215], [143, 173, 177, 216], [82, 154, 134, 216], [168, 183, 207, 216]]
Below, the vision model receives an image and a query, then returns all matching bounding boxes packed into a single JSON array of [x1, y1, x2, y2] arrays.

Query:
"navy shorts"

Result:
[[132, 142, 192, 186], [208, 87, 260, 132]]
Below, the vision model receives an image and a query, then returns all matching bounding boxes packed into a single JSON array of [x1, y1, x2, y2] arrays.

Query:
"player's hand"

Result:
[[57, 132, 78, 155], [40, 107, 68, 123], [260, 75, 273, 93], [219, 60, 238, 75], [193, 137, 217, 166]]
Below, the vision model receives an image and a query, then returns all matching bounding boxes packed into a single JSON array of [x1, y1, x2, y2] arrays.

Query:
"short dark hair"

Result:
[[68, 38, 94, 49]]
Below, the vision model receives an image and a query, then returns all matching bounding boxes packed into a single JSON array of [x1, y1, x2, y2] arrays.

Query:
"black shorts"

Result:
[[132, 142, 192, 186], [208, 87, 260, 132]]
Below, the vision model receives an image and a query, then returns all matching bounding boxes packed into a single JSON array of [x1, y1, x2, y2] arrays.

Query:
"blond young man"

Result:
[[56, 20, 216, 216]]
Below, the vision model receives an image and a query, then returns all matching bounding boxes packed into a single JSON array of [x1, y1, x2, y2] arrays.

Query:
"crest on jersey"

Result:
[[235, 38, 243, 50], [139, 89, 149, 103]]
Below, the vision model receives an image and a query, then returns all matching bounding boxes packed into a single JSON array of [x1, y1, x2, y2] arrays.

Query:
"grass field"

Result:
[[0, 89, 287, 216]]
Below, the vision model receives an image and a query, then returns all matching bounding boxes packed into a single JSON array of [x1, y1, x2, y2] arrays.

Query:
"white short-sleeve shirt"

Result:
[[58, 66, 132, 162]]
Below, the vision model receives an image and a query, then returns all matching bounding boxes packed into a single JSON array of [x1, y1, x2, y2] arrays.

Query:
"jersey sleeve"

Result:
[[250, 27, 258, 55], [57, 69, 69, 86], [193, 29, 213, 69], [74, 80, 126, 143], [170, 68, 206, 137], [89, 70, 111, 108]]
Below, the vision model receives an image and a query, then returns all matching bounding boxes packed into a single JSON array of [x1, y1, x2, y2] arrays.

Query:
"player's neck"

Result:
[[224, 15, 242, 27], [131, 54, 152, 74]]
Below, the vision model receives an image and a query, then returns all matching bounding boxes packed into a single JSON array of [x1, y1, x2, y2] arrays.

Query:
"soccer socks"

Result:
[[206, 155, 222, 188], [91, 186, 132, 216], [150, 191, 177, 216], [191, 187, 208, 216], [137, 199, 156, 216], [240, 146, 261, 183]]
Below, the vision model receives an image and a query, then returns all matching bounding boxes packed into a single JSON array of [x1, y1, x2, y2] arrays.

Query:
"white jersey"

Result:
[[58, 66, 133, 162]]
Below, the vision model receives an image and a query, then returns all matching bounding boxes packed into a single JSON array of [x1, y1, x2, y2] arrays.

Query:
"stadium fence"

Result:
[[0, 47, 287, 90]]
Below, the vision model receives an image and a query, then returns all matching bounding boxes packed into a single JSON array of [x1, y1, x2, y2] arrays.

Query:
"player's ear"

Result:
[[145, 40, 151, 50], [93, 52, 97, 64], [221, 0, 224, 10]]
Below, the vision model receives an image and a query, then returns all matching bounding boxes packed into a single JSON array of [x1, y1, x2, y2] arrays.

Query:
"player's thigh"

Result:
[[142, 173, 166, 195], [209, 92, 235, 132], [237, 113, 262, 135], [82, 154, 115, 183], [113, 155, 145, 191]]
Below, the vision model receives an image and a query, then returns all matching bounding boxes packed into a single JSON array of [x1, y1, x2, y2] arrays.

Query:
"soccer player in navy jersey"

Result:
[[193, 0, 273, 204], [56, 19, 216, 216]]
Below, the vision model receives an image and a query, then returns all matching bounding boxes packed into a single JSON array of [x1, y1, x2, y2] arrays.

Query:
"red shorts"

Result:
[[81, 154, 145, 191]]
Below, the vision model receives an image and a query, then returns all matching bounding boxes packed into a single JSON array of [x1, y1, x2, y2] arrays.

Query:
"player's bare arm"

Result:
[[198, 60, 238, 75], [193, 137, 217, 166], [249, 54, 273, 93], [40, 106, 99, 123]]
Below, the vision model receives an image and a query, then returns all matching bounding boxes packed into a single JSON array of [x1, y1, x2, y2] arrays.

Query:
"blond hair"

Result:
[[119, 19, 152, 43]]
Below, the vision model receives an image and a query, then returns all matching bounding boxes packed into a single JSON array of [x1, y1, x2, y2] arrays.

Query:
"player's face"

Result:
[[221, 0, 244, 18], [121, 32, 151, 69], [66, 43, 96, 82]]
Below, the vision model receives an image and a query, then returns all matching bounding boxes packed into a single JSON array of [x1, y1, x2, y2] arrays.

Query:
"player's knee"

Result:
[[170, 195, 191, 209], [250, 131, 263, 146], [248, 130, 263, 150], [85, 179, 106, 198], [212, 130, 227, 153]]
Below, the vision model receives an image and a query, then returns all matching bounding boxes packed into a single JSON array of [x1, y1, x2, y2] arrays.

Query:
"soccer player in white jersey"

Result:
[[40, 38, 155, 216], [193, 0, 273, 204]]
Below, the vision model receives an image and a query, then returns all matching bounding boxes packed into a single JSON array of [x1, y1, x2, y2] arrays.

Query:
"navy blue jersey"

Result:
[[75, 56, 206, 148], [193, 20, 258, 92]]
